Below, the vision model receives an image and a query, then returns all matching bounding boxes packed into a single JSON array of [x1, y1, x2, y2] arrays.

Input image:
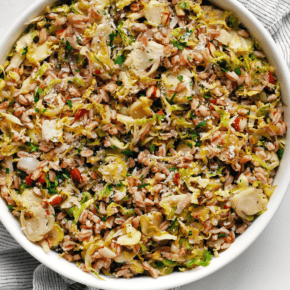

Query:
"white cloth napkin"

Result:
[[1, 0, 290, 289]]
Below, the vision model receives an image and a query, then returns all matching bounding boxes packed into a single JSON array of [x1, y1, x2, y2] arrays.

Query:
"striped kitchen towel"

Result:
[[1, 0, 290, 289]]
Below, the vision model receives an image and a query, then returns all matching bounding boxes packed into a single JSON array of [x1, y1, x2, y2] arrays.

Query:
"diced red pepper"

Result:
[[94, 69, 101, 75], [70, 168, 83, 183], [268, 71, 275, 85], [25, 174, 33, 186], [46, 210, 50, 216], [38, 173, 46, 184], [56, 28, 66, 37], [232, 117, 241, 131], [157, 110, 164, 115], [75, 109, 87, 121], [174, 173, 180, 186]]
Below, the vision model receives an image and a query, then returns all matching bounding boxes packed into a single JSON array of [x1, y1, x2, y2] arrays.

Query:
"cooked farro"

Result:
[[0, 0, 286, 280]]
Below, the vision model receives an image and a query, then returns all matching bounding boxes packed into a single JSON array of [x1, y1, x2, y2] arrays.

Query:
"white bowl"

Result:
[[0, 0, 289, 289]]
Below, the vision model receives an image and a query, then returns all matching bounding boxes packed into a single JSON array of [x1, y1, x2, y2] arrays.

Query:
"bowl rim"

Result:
[[0, 0, 290, 289]]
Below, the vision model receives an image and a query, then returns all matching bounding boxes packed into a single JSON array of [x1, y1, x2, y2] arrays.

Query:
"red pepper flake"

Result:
[[37, 173, 46, 184], [70, 168, 83, 183], [25, 174, 33, 186], [75, 109, 87, 121], [174, 173, 180, 186]]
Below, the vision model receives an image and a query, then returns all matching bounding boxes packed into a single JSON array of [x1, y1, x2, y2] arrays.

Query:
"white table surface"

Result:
[[0, 0, 290, 289]]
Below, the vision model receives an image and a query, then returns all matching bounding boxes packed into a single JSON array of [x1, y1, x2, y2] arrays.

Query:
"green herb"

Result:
[[218, 233, 228, 237], [48, 188, 57, 194], [35, 108, 39, 113], [186, 142, 192, 149], [217, 145, 221, 149], [172, 40, 187, 50], [192, 132, 197, 140], [277, 148, 284, 160], [42, 109, 47, 113], [196, 120, 207, 128], [111, 145, 117, 149], [170, 92, 177, 103], [149, 59, 153, 61], [8, 205, 13, 211], [76, 37, 82, 45], [189, 230, 192, 236], [26, 142, 39, 153], [177, 75, 183, 81], [5, 168, 9, 174], [195, 141, 201, 147], [21, 46, 28, 55], [249, 53, 256, 60], [187, 96, 193, 100], [101, 216, 106, 222], [117, 181, 124, 187], [66, 40, 73, 51], [103, 10, 107, 15], [75, 69, 80, 73], [204, 94, 210, 98], [138, 183, 150, 189], [234, 67, 242, 76], [169, 167, 178, 171], [34, 87, 42, 103], [217, 59, 230, 72], [67, 100, 72, 108], [121, 150, 133, 157], [115, 55, 126, 65], [150, 143, 155, 153], [63, 218, 68, 223], [109, 32, 117, 47]]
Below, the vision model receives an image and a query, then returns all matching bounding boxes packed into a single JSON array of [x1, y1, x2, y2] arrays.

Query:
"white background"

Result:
[[0, 0, 290, 289]]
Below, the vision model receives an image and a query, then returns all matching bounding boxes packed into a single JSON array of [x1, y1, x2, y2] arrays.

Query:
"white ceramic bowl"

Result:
[[0, 1, 289, 289]]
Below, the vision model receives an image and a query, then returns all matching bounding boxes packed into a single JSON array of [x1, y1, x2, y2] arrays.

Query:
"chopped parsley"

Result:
[[5, 168, 9, 174], [117, 181, 124, 187], [8, 205, 13, 211], [234, 67, 242, 76], [67, 99, 72, 108], [34, 87, 42, 103], [277, 148, 284, 160], [115, 55, 126, 65], [26, 142, 39, 153], [150, 143, 155, 153], [66, 40, 73, 51], [109, 32, 117, 47], [196, 120, 207, 128], [21, 46, 28, 55], [121, 150, 133, 157]]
